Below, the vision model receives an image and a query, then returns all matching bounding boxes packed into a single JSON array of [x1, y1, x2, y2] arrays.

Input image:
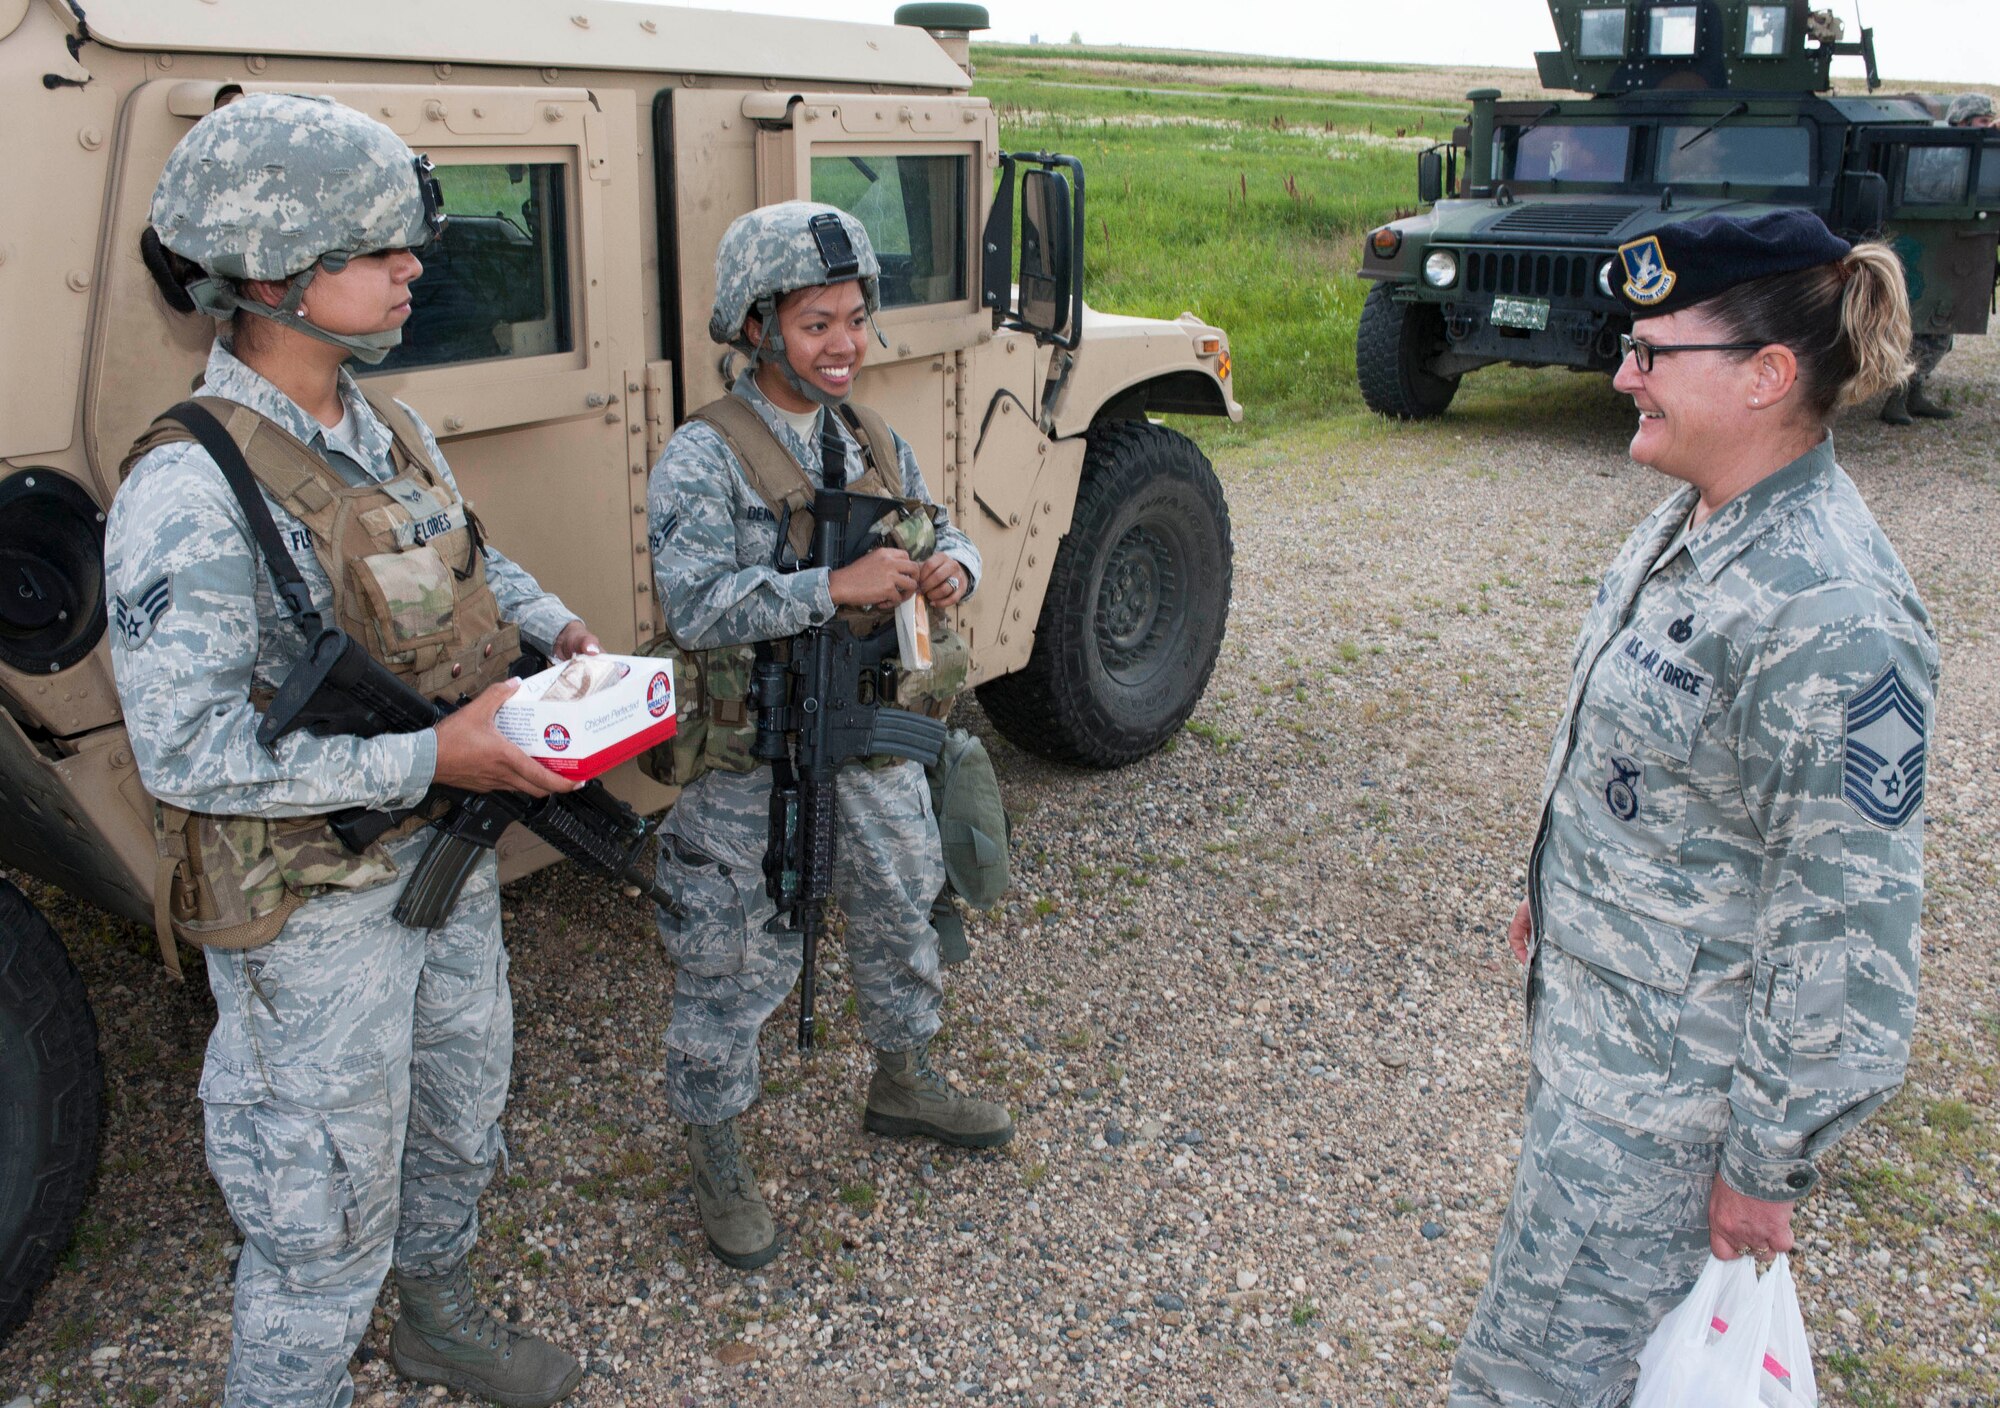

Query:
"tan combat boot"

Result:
[[392, 1260, 581, 1407], [687, 1117, 781, 1269], [864, 1042, 1015, 1148]]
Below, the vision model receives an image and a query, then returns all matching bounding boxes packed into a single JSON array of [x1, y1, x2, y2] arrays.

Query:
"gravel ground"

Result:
[[6, 342, 1997, 1407]]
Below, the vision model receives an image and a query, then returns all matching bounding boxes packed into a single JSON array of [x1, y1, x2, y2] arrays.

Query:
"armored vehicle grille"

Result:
[[1464, 249, 1600, 300], [1489, 204, 1642, 236]]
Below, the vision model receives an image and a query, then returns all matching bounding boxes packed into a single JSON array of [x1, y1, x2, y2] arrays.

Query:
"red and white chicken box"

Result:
[[492, 654, 676, 781]]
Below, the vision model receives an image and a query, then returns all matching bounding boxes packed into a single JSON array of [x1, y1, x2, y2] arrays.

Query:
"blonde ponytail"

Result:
[[1833, 243, 1914, 408], [1707, 239, 1919, 422]]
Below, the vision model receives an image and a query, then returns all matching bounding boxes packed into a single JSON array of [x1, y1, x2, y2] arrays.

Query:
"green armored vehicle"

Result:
[[1357, 0, 2000, 418]]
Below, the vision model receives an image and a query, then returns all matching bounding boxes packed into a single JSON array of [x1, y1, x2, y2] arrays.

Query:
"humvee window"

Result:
[[1578, 8, 1627, 59], [1654, 126, 1810, 186], [1502, 126, 1631, 182], [1979, 154, 2000, 205], [1903, 147, 1971, 207], [1648, 6, 1699, 57], [370, 162, 573, 374], [811, 154, 969, 309], [1743, 5, 1788, 56]]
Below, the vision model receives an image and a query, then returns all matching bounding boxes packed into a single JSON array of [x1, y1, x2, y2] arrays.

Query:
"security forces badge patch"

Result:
[[113, 574, 172, 650], [1844, 665, 1927, 828], [1618, 235, 1677, 307]]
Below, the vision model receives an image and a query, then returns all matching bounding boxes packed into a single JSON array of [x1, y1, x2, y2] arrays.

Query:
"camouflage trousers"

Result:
[[654, 760, 946, 1125], [1910, 333, 1954, 385], [1449, 1071, 1718, 1408], [198, 826, 510, 1408]]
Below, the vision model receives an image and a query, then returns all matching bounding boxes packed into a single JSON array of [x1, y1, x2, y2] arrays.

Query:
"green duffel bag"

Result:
[[927, 727, 1011, 965]]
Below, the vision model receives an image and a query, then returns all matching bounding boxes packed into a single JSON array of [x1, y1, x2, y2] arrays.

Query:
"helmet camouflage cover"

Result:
[[149, 92, 445, 362], [1946, 92, 1996, 127], [151, 92, 441, 281], [707, 201, 881, 352]]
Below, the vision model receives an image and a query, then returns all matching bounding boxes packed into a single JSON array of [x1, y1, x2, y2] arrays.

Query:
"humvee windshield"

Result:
[[1654, 126, 1812, 186], [372, 162, 573, 374], [812, 154, 969, 309], [1497, 125, 1632, 182]]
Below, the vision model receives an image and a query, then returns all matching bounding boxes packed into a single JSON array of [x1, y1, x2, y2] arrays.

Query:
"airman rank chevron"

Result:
[[1618, 235, 1677, 307], [1843, 664, 1927, 829], [113, 574, 173, 650]]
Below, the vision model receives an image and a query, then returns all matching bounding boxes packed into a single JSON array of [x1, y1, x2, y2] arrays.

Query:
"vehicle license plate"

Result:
[[1490, 296, 1550, 331]]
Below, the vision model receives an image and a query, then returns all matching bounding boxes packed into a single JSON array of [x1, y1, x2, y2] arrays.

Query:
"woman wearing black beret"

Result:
[[1451, 210, 1939, 1406]]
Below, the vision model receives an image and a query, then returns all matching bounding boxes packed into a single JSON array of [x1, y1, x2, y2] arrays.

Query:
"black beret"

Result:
[[1613, 210, 1852, 317]]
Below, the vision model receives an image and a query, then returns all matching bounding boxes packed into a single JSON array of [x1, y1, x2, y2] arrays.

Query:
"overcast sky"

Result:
[[669, 0, 1999, 87]]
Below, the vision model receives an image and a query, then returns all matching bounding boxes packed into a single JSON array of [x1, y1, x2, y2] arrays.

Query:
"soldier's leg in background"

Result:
[[393, 846, 509, 1277], [656, 770, 802, 1126], [833, 760, 947, 1053], [1907, 333, 1957, 418], [1449, 1074, 1715, 1408], [199, 873, 426, 1408]]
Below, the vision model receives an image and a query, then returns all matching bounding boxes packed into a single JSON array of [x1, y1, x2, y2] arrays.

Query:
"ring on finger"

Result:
[[946, 575, 961, 594]]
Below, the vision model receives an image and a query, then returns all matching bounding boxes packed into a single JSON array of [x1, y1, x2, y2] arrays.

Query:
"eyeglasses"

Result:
[[1619, 333, 1765, 374]]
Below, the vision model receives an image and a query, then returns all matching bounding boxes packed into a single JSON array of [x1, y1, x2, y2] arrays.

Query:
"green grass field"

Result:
[[976, 53, 1443, 440]]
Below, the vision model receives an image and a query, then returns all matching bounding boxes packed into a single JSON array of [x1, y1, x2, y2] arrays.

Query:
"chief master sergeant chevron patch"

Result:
[[1844, 664, 1927, 828]]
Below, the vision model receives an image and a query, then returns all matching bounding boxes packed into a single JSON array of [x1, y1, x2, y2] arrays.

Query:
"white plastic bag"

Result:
[[1756, 1255, 1818, 1408], [1631, 1253, 1813, 1408]]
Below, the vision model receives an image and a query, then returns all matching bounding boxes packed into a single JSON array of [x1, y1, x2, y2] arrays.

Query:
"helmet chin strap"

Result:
[[745, 294, 886, 409], [187, 267, 405, 366]]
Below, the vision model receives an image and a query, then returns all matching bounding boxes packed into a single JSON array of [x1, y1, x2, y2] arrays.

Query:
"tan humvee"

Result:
[[0, 0, 1237, 1334]]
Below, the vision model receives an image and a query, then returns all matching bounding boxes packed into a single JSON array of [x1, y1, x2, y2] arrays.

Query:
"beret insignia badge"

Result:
[[1618, 235, 1678, 307]]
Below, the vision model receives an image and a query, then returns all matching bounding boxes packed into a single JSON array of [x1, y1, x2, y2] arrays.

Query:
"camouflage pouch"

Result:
[[348, 546, 456, 658], [896, 616, 970, 722], [636, 635, 702, 787], [699, 644, 761, 775], [154, 808, 401, 973], [634, 638, 760, 786]]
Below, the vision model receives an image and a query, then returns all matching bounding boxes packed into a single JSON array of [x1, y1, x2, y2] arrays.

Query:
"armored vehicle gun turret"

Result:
[[1356, 0, 2000, 418]]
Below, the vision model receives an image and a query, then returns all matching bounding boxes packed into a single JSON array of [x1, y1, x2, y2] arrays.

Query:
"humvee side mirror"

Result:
[[1838, 170, 1889, 236], [981, 152, 1085, 348], [1418, 150, 1444, 206]]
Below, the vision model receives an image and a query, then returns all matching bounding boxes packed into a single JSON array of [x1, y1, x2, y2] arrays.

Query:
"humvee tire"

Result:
[[1356, 283, 1460, 422], [0, 879, 102, 1341], [978, 421, 1232, 769]]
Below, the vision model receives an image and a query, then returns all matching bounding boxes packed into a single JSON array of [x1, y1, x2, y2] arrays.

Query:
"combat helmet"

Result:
[[1946, 93, 1995, 127], [708, 201, 883, 405], [146, 92, 446, 364]]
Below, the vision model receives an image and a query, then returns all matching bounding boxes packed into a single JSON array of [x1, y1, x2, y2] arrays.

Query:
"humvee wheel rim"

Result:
[[1096, 520, 1184, 681]]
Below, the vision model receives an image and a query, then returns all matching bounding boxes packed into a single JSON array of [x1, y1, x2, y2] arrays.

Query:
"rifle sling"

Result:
[[163, 400, 324, 638]]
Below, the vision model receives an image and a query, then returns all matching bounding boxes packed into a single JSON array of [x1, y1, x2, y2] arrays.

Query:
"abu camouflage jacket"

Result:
[[1526, 438, 1937, 1204], [105, 343, 576, 964], [642, 374, 979, 782]]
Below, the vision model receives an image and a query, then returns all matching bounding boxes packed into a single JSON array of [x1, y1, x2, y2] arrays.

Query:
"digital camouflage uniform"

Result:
[[106, 342, 577, 1408], [1452, 439, 1934, 1407], [646, 371, 980, 1124]]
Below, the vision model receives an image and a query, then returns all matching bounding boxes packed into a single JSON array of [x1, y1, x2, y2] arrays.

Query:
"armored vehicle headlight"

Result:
[[1598, 258, 1618, 297], [1423, 251, 1459, 289]]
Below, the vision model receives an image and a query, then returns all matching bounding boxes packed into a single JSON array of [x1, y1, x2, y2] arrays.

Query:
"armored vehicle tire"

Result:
[[1357, 282, 1461, 421], [0, 879, 101, 1342], [977, 420, 1232, 769]]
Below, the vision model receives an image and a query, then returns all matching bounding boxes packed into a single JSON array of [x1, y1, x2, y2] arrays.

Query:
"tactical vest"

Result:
[[638, 396, 968, 789], [120, 394, 519, 974]]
